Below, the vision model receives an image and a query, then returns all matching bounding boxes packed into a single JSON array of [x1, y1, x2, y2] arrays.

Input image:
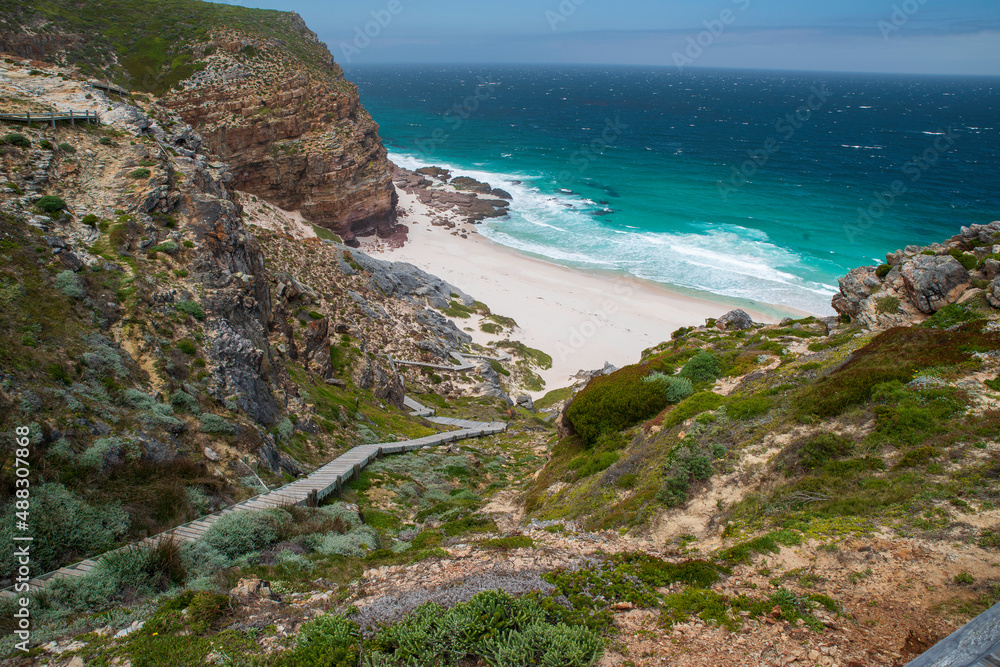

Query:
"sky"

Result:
[[217, 0, 1000, 75]]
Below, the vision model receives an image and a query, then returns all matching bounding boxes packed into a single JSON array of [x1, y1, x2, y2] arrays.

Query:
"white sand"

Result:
[[364, 190, 788, 395]]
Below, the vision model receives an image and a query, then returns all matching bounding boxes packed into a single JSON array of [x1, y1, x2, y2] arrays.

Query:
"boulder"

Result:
[[988, 277, 1000, 309], [715, 309, 754, 331], [832, 266, 881, 319], [516, 394, 535, 412], [983, 258, 1000, 281], [900, 255, 971, 313], [203, 446, 220, 462]]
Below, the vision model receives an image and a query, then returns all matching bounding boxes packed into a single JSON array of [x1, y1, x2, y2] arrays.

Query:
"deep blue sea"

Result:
[[346, 65, 1000, 316]]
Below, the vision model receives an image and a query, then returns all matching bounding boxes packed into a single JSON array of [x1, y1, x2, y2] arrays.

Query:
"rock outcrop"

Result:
[[393, 166, 511, 224], [161, 28, 399, 246], [715, 309, 754, 331], [833, 221, 1000, 328]]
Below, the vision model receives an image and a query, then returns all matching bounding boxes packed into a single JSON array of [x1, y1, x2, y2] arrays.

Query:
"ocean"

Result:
[[345, 65, 1000, 316]]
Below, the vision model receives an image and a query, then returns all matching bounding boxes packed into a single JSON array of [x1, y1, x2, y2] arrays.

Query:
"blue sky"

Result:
[[219, 0, 999, 74]]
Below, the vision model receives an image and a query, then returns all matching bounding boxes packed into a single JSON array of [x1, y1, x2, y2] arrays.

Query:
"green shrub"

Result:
[[0, 483, 129, 576], [876, 296, 900, 314], [130, 167, 152, 179], [875, 264, 892, 278], [55, 269, 85, 299], [39, 139, 53, 150], [679, 351, 722, 384], [176, 339, 197, 355], [176, 300, 205, 321], [276, 614, 360, 666], [568, 450, 620, 478], [566, 363, 672, 446], [198, 413, 235, 435], [644, 373, 694, 404], [311, 525, 378, 557], [894, 446, 938, 469], [36, 195, 67, 215], [797, 433, 854, 470], [59, 142, 76, 153], [921, 304, 980, 330], [99, 136, 112, 145], [201, 508, 286, 561], [716, 529, 803, 566], [664, 392, 726, 428], [170, 389, 200, 414], [79, 436, 140, 470], [726, 394, 773, 420], [151, 240, 179, 254], [81, 213, 100, 228], [948, 248, 978, 271], [359, 590, 603, 667], [3, 132, 30, 148]]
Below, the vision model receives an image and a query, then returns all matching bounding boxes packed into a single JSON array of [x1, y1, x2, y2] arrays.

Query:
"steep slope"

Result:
[[0, 0, 399, 245], [0, 58, 529, 595]]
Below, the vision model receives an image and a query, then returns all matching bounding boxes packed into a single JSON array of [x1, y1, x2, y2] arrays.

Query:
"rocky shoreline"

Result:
[[392, 165, 512, 228]]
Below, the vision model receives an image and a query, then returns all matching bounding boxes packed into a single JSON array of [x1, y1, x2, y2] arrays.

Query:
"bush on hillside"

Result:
[[3, 132, 30, 148], [643, 373, 694, 404], [679, 350, 722, 384], [566, 364, 671, 447], [0, 483, 129, 577], [36, 195, 66, 215], [55, 270, 85, 299]]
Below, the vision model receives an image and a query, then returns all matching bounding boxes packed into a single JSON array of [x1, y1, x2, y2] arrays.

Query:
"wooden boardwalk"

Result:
[[392, 350, 512, 373], [0, 109, 100, 127], [0, 405, 506, 597]]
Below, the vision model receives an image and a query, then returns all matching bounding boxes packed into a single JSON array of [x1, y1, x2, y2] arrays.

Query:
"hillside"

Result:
[[0, 0, 399, 244]]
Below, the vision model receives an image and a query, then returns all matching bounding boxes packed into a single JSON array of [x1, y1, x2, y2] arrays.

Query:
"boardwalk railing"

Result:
[[0, 109, 100, 127], [90, 82, 130, 98], [392, 351, 512, 373], [0, 404, 507, 597]]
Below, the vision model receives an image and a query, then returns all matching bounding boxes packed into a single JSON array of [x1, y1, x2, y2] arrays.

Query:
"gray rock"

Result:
[[516, 394, 535, 412], [715, 309, 754, 331], [988, 277, 1000, 309], [203, 446, 220, 462], [900, 255, 971, 313], [984, 258, 1000, 280], [832, 266, 879, 319]]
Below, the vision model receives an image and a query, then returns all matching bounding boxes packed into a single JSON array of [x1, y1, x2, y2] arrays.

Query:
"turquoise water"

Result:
[[347, 65, 1000, 316]]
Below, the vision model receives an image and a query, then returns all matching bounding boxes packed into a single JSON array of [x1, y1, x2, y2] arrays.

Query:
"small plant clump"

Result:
[[36, 195, 67, 216], [3, 132, 30, 148]]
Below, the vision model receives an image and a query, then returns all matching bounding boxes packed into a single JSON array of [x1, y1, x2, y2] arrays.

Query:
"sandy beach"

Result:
[[362, 189, 790, 395]]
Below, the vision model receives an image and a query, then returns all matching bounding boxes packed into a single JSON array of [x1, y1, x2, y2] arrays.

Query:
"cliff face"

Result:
[[161, 31, 398, 247], [0, 3, 400, 246]]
